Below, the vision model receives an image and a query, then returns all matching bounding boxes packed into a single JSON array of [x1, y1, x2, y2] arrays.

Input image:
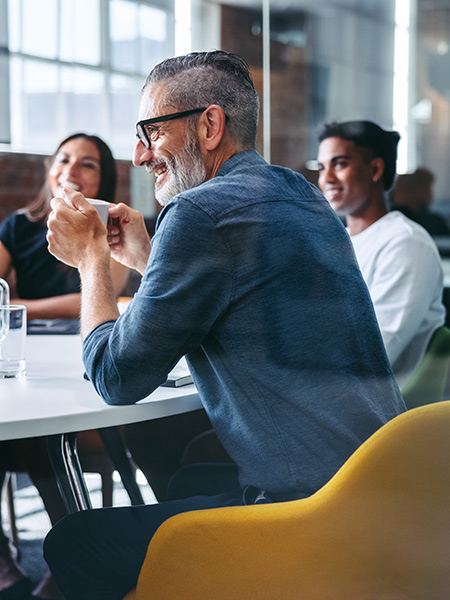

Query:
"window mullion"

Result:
[[101, 0, 111, 141]]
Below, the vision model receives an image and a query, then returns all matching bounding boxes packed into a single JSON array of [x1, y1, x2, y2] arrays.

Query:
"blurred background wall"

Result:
[[1, 0, 450, 224]]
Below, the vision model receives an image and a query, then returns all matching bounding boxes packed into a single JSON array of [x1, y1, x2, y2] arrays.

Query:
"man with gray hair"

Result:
[[45, 51, 404, 599]]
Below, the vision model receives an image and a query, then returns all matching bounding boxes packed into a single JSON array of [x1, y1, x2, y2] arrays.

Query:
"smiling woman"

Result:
[[0, 132, 131, 600], [48, 138, 102, 199], [0, 132, 129, 319]]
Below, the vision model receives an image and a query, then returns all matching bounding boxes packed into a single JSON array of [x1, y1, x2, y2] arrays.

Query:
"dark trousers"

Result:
[[167, 462, 241, 499], [122, 409, 221, 501], [43, 493, 243, 600]]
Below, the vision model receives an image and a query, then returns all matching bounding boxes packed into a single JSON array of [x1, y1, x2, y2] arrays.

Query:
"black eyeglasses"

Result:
[[136, 108, 207, 149]]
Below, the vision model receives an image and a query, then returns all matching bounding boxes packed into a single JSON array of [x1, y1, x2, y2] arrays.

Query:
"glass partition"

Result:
[[415, 0, 450, 215], [2, 0, 450, 220]]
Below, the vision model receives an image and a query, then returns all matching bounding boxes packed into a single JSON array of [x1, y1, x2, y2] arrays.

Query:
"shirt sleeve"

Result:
[[0, 214, 14, 252], [82, 199, 233, 405], [367, 235, 443, 365]]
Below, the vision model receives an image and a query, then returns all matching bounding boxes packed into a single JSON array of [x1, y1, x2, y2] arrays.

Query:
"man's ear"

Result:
[[371, 157, 385, 184], [198, 105, 227, 151]]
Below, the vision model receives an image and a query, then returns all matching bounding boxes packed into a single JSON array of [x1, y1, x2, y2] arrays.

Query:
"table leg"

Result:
[[98, 426, 144, 505], [47, 433, 93, 513]]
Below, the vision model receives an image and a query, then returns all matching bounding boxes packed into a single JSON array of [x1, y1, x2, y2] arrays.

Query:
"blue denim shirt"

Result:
[[84, 150, 405, 498]]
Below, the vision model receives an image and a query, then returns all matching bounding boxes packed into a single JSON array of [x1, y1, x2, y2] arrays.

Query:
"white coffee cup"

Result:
[[85, 198, 110, 225]]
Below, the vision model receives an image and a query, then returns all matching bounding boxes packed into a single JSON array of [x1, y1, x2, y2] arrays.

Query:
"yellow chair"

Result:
[[401, 325, 450, 409], [123, 402, 450, 600]]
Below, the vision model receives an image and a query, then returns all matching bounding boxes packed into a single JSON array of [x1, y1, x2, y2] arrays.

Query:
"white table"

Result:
[[0, 334, 202, 511]]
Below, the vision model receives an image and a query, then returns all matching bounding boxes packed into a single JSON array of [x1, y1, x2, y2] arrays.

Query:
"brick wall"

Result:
[[221, 5, 309, 172]]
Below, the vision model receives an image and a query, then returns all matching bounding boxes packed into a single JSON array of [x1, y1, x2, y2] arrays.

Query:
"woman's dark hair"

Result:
[[25, 133, 117, 223]]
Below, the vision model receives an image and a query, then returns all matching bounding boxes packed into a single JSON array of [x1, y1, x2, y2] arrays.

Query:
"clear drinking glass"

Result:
[[0, 279, 10, 356], [0, 305, 27, 378]]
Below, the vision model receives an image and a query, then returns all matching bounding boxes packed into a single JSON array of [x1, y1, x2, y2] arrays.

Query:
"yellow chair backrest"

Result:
[[401, 325, 450, 409], [124, 402, 450, 600]]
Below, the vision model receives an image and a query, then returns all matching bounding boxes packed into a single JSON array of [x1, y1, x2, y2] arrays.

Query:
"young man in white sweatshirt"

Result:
[[317, 120, 445, 387]]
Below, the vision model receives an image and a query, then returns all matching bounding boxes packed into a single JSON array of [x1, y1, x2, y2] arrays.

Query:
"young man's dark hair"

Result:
[[318, 120, 400, 190]]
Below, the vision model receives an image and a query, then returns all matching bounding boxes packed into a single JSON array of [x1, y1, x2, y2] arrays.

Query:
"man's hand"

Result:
[[107, 203, 151, 275], [47, 188, 110, 270], [47, 187, 119, 340]]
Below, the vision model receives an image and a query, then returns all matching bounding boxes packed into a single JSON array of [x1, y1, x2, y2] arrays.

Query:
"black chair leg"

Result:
[[98, 427, 145, 506], [47, 433, 92, 513]]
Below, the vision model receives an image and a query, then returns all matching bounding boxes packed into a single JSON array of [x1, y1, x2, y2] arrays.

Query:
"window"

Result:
[[110, 0, 171, 74], [3, 0, 450, 220], [60, 0, 101, 66], [4, 0, 174, 158]]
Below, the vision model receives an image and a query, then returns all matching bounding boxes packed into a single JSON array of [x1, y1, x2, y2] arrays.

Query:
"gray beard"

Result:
[[154, 133, 207, 207]]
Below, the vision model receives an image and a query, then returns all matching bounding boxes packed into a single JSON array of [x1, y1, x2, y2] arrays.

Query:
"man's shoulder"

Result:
[[364, 211, 436, 245], [180, 150, 317, 211], [158, 150, 323, 237], [357, 211, 441, 262], [216, 149, 310, 186], [383, 211, 439, 246]]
